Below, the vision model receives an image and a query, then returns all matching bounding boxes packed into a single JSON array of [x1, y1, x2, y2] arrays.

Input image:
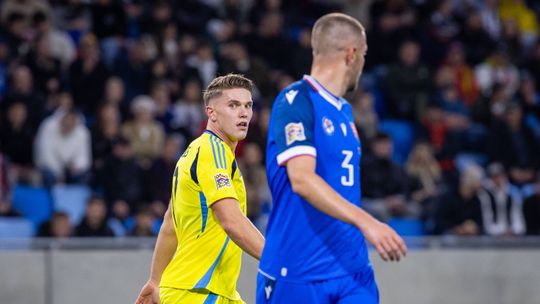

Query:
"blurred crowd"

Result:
[[0, 0, 539, 238]]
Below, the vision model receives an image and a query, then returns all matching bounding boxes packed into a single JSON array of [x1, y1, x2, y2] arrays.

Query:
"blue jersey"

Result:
[[260, 75, 370, 282]]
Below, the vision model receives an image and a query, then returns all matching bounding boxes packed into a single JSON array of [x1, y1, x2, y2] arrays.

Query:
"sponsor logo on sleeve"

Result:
[[285, 90, 298, 104], [285, 122, 306, 146], [214, 173, 232, 189]]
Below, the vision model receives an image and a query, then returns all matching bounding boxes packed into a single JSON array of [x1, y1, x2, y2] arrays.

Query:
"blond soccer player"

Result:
[[135, 74, 265, 304]]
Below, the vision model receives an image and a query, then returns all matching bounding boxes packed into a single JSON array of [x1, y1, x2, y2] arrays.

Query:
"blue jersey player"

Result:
[[257, 13, 408, 304]]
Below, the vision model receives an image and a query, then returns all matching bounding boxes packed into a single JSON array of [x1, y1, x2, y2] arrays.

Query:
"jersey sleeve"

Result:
[[272, 90, 316, 166], [197, 137, 238, 206]]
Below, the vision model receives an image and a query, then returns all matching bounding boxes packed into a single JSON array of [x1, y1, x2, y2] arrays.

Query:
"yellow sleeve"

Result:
[[197, 137, 238, 206]]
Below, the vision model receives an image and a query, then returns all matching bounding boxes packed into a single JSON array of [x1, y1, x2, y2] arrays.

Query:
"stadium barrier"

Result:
[[0, 237, 539, 304]]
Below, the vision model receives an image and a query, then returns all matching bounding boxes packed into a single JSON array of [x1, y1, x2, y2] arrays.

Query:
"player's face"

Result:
[[209, 88, 253, 142]]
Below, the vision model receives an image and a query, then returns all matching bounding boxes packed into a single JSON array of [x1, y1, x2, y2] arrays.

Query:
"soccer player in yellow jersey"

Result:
[[135, 74, 265, 304]]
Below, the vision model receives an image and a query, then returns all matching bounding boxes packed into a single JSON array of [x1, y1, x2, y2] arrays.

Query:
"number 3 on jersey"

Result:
[[341, 150, 354, 186]]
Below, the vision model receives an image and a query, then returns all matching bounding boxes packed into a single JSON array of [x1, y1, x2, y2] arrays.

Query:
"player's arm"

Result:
[[211, 198, 265, 259], [135, 202, 177, 304], [286, 155, 407, 262]]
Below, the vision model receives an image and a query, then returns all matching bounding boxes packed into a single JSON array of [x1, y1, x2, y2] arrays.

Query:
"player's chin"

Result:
[[235, 130, 248, 141]]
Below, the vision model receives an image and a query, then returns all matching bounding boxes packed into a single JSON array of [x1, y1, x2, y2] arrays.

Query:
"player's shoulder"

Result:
[[275, 79, 313, 111], [196, 131, 232, 167]]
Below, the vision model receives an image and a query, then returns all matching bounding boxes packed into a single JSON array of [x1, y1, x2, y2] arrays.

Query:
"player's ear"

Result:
[[206, 105, 217, 122], [345, 46, 356, 66]]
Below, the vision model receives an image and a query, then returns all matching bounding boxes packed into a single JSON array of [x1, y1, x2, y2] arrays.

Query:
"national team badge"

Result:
[[322, 117, 334, 135], [285, 122, 306, 146], [214, 173, 231, 189], [350, 122, 359, 140]]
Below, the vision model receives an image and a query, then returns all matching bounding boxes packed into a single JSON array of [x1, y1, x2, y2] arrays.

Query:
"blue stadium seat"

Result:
[[12, 185, 53, 230], [379, 119, 414, 165], [52, 184, 91, 225], [388, 218, 424, 236], [0, 217, 35, 238]]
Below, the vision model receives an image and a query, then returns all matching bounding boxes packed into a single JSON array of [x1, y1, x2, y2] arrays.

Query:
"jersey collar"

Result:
[[303, 75, 343, 111]]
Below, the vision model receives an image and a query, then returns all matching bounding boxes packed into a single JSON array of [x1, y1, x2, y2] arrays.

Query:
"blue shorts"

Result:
[[256, 267, 379, 304]]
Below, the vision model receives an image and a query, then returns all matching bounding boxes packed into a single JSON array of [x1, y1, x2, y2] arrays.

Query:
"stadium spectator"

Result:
[[361, 132, 417, 221], [121, 95, 165, 167], [185, 39, 218, 88], [487, 103, 539, 185], [129, 206, 155, 237], [101, 76, 126, 116], [406, 142, 443, 220], [440, 42, 480, 106], [75, 196, 114, 237], [239, 142, 270, 224], [523, 177, 540, 235], [38, 211, 72, 238], [460, 10, 497, 65], [0, 102, 36, 183], [434, 165, 484, 235], [150, 81, 176, 134], [24, 33, 62, 97], [478, 163, 526, 236], [352, 91, 379, 141], [474, 48, 520, 97], [34, 108, 91, 188], [32, 11, 76, 69], [367, 0, 417, 67], [172, 78, 205, 141], [2, 65, 46, 128], [97, 137, 144, 209], [113, 38, 152, 103], [146, 135, 182, 205], [68, 33, 109, 117], [383, 40, 431, 121], [91, 103, 121, 172]]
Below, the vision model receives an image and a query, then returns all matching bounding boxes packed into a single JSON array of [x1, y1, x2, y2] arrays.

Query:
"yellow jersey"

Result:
[[160, 130, 247, 301]]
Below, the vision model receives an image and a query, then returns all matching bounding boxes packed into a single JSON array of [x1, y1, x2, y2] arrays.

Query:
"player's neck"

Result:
[[310, 64, 347, 97], [206, 124, 238, 151]]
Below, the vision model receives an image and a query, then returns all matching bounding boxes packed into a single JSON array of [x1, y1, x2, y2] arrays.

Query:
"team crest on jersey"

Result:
[[350, 122, 359, 140], [214, 173, 231, 189], [322, 117, 334, 135], [285, 122, 306, 146]]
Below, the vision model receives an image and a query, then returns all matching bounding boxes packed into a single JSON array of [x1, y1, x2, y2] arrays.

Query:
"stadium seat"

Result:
[[52, 184, 91, 225], [0, 217, 35, 238], [12, 185, 53, 230], [379, 119, 414, 165], [388, 218, 424, 236]]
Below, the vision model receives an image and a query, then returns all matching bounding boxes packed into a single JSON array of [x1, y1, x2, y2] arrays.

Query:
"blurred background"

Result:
[[0, 0, 539, 303]]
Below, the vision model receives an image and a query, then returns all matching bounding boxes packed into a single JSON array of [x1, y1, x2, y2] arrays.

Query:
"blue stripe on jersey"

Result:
[[199, 192, 208, 236], [209, 136, 219, 168], [203, 293, 218, 304], [220, 141, 227, 169], [193, 237, 230, 289], [211, 136, 224, 169], [215, 137, 224, 168]]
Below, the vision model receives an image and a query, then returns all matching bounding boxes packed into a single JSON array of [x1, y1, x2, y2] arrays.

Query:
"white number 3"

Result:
[[341, 150, 354, 186]]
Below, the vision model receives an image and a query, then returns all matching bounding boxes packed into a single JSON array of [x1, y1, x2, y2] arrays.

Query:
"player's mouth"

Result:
[[237, 122, 248, 130]]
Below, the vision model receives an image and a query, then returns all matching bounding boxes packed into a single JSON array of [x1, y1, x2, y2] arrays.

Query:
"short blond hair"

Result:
[[203, 74, 253, 105], [311, 13, 365, 56]]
